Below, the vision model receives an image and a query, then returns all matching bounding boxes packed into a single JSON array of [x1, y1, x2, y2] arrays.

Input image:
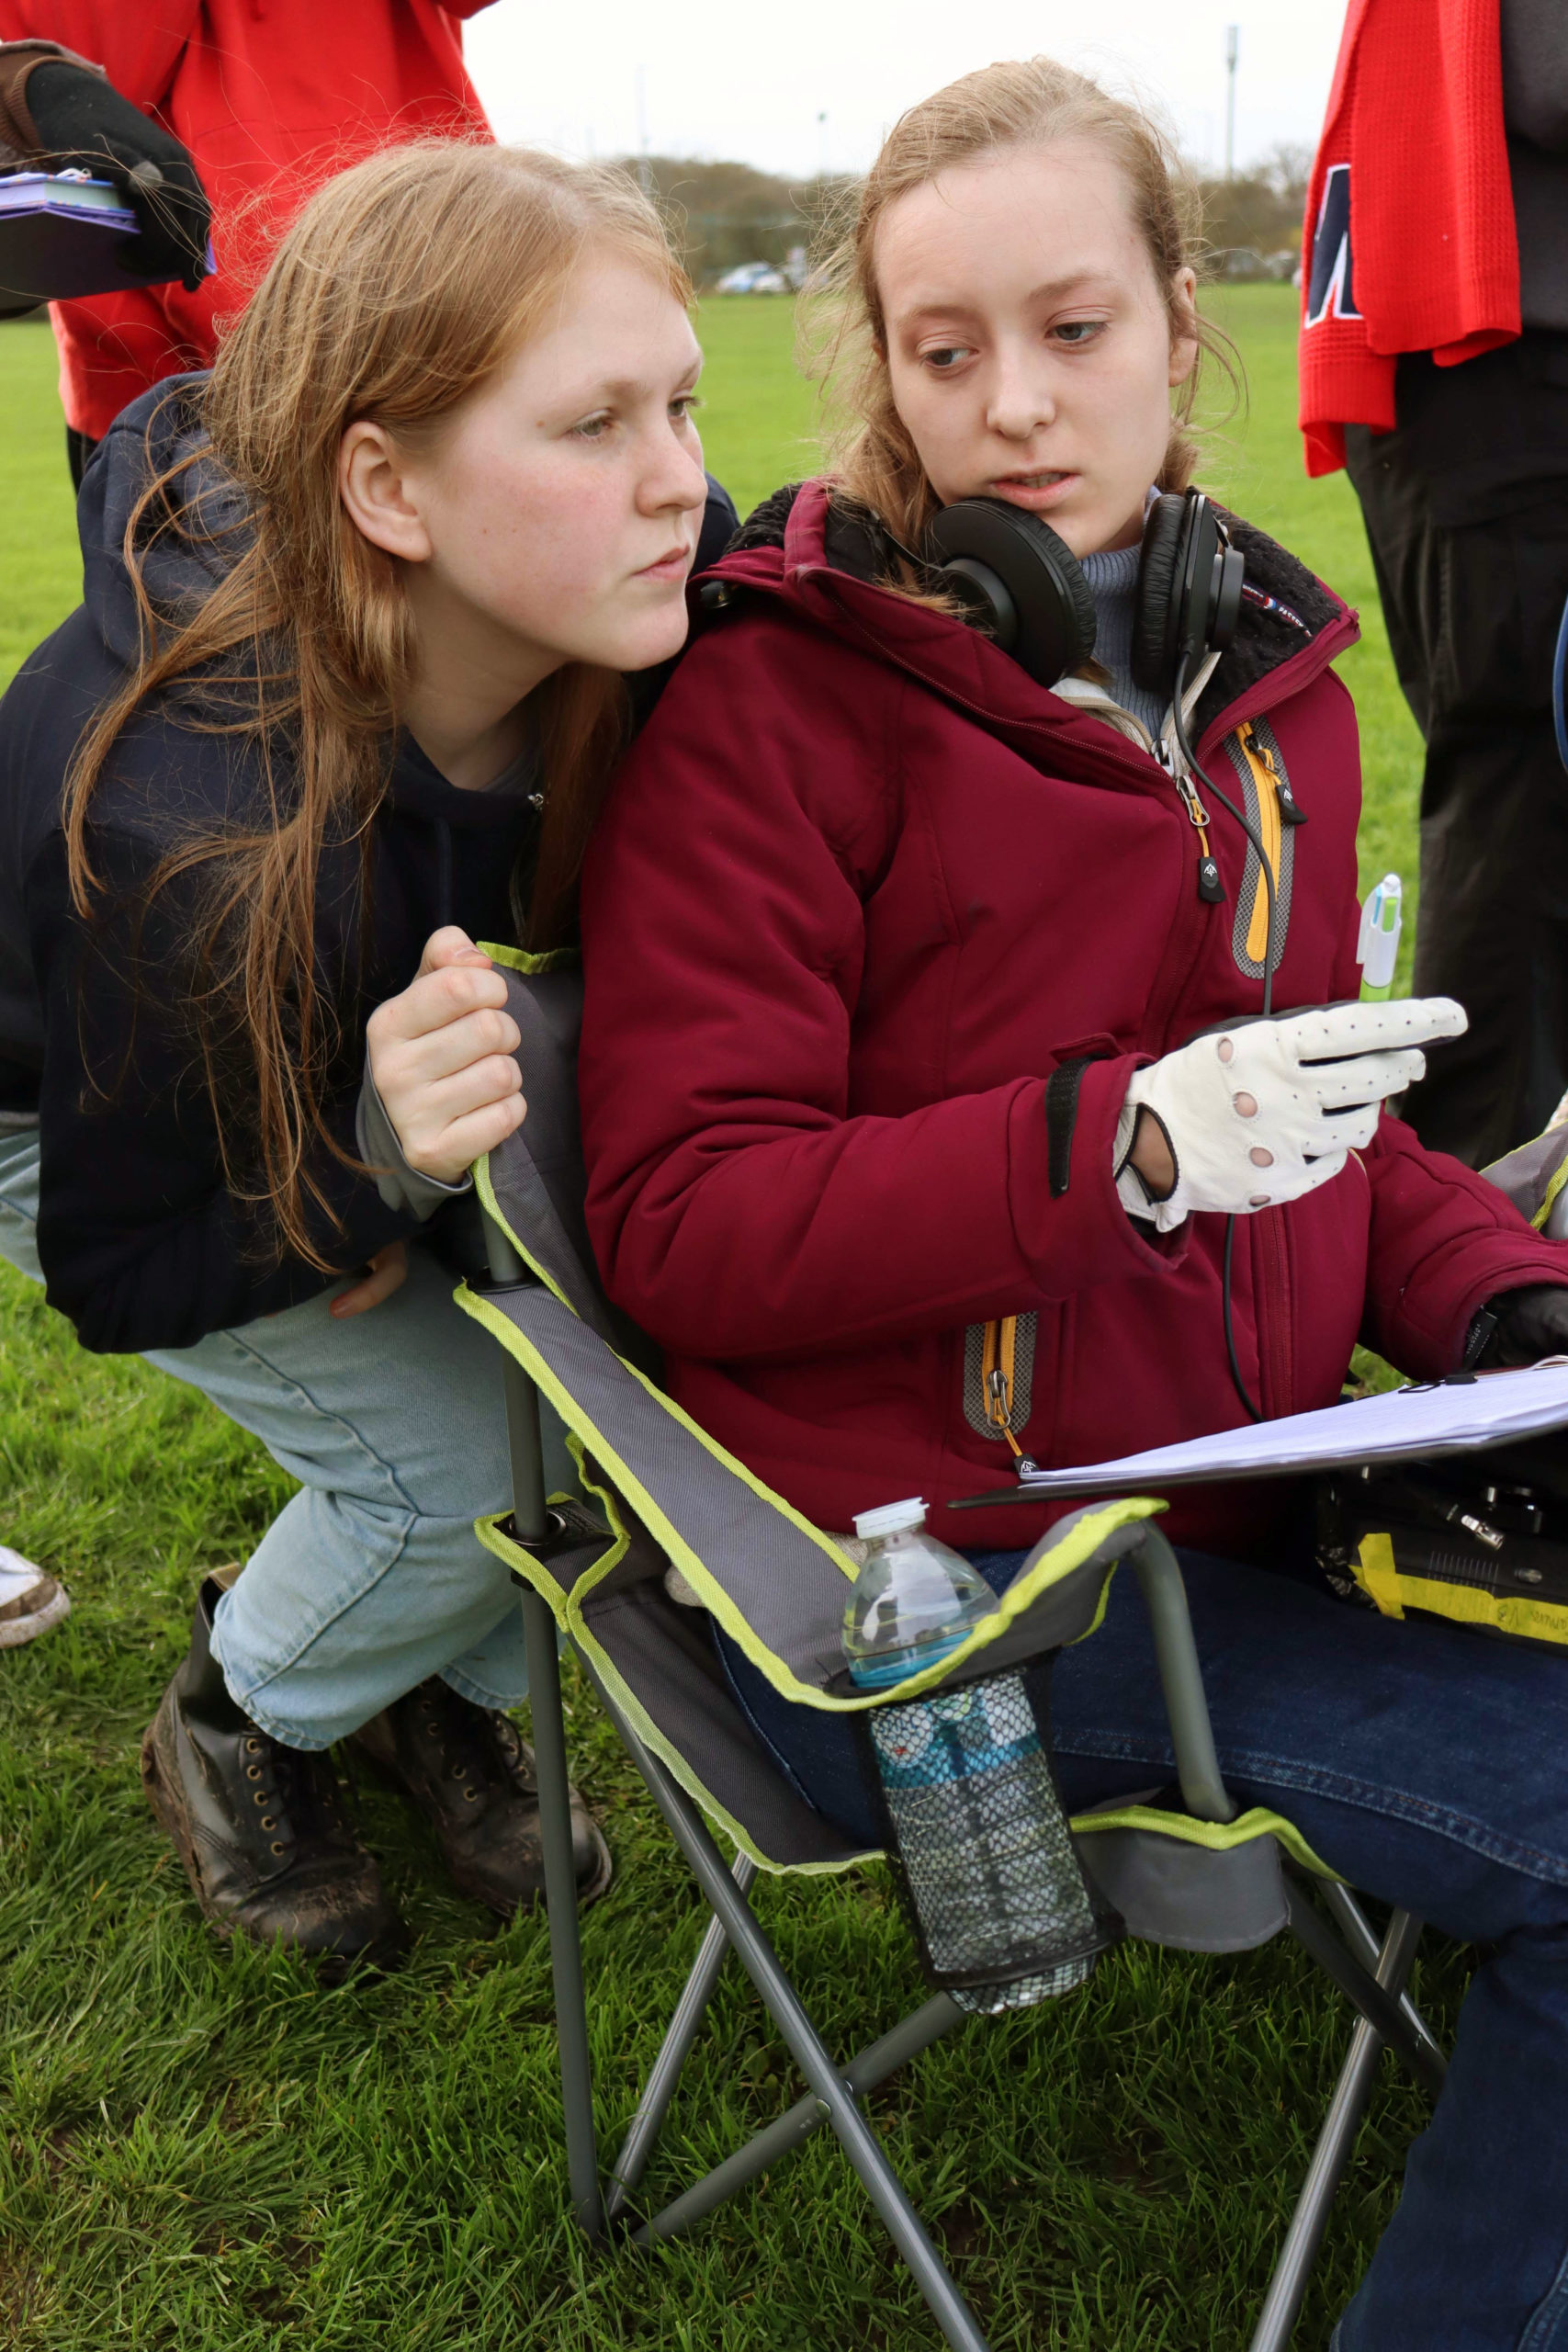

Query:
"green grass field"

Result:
[[0, 288, 1447, 2352]]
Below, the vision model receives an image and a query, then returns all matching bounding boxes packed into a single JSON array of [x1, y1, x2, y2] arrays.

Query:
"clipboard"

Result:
[[0, 170, 203, 306], [947, 1360, 1568, 1508]]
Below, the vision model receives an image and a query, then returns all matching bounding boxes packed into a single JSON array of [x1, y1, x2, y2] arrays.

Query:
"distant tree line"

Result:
[[619, 142, 1313, 289], [621, 156, 843, 284], [1194, 144, 1313, 280]]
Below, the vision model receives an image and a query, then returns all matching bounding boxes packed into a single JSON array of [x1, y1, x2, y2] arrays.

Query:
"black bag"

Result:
[[1317, 1436, 1568, 1648]]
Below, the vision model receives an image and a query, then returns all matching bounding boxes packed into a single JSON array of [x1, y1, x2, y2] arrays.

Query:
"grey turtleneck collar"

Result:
[[1077, 541, 1168, 740]]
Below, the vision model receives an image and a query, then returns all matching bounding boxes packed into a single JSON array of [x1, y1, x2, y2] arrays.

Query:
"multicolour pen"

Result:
[[1358, 873, 1403, 1001]]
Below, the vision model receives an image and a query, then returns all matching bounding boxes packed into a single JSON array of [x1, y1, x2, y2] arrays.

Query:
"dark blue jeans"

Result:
[[714, 1544, 1568, 2351]]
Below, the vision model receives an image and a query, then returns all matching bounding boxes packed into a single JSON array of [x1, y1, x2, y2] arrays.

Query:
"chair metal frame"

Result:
[[482, 1226, 1447, 2352]]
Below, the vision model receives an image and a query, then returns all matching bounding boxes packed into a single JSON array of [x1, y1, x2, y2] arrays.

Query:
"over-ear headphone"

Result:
[[924, 487, 1246, 702]]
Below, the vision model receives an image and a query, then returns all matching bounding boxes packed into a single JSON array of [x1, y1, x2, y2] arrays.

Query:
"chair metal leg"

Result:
[[1285, 1886, 1445, 2098], [636, 1992, 966, 2245], [615, 1718, 991, 2352], [605, 1850, 758, 2226], [480, 1210, 605, 2238], [1248, 1906, 1426, 2352], [524, 1589, 604, 2244], [1319, 1883, 1446, 2086]]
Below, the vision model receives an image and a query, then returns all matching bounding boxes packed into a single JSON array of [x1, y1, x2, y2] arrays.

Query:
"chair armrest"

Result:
[[1131, 1527, 1236, 1824]]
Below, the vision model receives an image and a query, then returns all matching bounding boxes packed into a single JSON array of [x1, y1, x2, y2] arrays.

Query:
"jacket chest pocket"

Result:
[[963, 1314, 1038, 1457], [1223, 716, 1298, 982]]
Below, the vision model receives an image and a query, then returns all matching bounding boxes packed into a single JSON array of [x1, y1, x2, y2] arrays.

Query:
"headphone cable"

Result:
[[1168, 656, 1279, 1424]]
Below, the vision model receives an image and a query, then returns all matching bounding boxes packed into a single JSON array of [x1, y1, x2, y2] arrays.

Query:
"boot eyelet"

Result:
[[245, 1737, 262, 1753], [246, 1764, 262, 1780], [271, 1841, 286, 1857], [464, 1788, 479, 1802], [254, 1791, 267, 1805], [260, 1816, 276, 1830]]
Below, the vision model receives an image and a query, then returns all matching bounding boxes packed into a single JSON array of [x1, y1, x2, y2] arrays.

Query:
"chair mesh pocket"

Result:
[[860, 1658, 1118, 2014]]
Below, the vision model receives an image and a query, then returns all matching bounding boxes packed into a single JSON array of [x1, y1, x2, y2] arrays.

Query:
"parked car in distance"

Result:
[[714, 260, 790, 294]]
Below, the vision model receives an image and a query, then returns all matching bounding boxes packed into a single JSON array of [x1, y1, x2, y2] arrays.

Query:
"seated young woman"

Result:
[[569, 61, 1568, 2352], [0, 141, 734, 1969]]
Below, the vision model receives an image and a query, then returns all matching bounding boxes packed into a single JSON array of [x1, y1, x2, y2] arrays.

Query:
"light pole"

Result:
[[1224, 26, 1239, 181], [634, 64, 650, 196]]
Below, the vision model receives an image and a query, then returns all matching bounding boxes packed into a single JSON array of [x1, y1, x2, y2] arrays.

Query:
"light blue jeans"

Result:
[[0, 1129, 570, 1747]]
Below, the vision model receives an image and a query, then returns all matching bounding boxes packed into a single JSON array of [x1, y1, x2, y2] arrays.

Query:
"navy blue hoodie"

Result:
[[0, 377, 735, 1353]]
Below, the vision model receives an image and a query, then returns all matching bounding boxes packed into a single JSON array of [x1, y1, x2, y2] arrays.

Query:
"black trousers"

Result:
[[1346, 336, 1568, 1168], [65, 426, 97, 492]]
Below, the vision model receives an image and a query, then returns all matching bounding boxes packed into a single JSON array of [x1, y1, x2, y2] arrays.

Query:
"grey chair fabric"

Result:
[[465, 959, 1296, 1943], [464, 956, 1441, 2352]]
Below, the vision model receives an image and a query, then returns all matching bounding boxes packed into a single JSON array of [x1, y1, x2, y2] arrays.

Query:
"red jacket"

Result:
[[0, 0, 495, 438], [578, 481, 1568, 1556], [1298, 0, 1519, 477]]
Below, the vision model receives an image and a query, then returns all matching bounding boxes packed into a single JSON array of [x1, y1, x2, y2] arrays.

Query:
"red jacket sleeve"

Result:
[[0, 5, 196, 110], [578, 615, 1183, 1367], [1359, 1114, 1568, 1372]]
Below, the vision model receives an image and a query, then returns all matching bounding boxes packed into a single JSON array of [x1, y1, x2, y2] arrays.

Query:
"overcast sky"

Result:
[[464, 0, 1346, 184]]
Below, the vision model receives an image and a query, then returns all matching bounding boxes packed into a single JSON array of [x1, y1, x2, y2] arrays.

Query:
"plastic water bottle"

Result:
[[841, 1498, 1109, 2012], [842, 1498, 997, 1687]]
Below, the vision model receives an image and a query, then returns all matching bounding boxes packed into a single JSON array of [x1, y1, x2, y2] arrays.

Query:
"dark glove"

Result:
[[25, 60, 210, 293], [1465, 1284, 1568, 1370]]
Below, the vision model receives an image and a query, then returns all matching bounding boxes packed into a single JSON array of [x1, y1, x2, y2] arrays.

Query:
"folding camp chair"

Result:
[[456, 949, 1448, 2352]]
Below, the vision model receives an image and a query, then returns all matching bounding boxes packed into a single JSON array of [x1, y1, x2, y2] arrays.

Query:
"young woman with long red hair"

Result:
[[0, 141, 733, 1968]]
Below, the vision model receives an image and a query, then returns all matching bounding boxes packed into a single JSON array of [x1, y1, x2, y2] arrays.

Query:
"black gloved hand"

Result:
[[1468, 1284, 1568, 1370], [25, 61, 210, 293]]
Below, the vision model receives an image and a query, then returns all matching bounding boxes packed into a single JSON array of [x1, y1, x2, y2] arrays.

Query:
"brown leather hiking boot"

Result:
[[141, 1579, 405, 1973], [350, 1678, 612, 1917]]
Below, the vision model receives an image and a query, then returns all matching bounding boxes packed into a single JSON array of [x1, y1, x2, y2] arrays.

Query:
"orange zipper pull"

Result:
[[982, 1319, 1025, 1459]]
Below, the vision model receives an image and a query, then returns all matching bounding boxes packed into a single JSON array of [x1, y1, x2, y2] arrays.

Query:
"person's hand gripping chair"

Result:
[[455, 949, 1449, 2352]]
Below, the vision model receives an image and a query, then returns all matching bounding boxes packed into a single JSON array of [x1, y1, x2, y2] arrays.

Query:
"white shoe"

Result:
[[0, 1544, 72, 1648]]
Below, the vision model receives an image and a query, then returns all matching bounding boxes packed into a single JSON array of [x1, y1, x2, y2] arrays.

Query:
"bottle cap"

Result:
[[852, 1497, 928, 1541]]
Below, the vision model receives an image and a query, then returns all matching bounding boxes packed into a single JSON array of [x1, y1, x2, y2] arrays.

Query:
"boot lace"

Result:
[[241, 1732, 350, 1859], [417, 1687, 533, 1808]]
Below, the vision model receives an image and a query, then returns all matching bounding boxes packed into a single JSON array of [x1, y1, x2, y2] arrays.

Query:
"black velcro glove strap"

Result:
[[852, 1654, 1121, 2013], [25, 61, 211, 292], [1043, 1054, 1094, 1198]]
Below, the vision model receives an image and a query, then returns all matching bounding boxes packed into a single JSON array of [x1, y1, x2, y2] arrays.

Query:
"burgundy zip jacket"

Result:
[[578, 480, 1568, 1555]]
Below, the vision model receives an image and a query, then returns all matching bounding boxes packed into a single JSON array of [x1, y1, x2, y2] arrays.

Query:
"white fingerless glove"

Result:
[[1115, 997, 1469, 1232]]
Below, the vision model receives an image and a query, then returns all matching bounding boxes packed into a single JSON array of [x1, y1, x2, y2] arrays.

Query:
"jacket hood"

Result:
[[704, 479, 1357, 757], [76, 373, 250, 674]]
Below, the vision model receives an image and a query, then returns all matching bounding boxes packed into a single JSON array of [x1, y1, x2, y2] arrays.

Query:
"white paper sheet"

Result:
[[1006, 1361, 1568, 1496]]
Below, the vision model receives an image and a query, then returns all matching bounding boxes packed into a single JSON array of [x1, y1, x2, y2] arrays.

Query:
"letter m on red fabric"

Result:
[[1305, 164, 1362, 327]]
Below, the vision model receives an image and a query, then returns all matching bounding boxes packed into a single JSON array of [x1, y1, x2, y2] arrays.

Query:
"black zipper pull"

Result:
[[1198, 853, 1227, 902], [1246, 724, 1307, 824]]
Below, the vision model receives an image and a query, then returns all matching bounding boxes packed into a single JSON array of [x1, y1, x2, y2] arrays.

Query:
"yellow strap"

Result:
[[1352, 1531, 1568, 1645], [1534, 1148, 1568, 1232], [1352, 1531, 1405, 1618]]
